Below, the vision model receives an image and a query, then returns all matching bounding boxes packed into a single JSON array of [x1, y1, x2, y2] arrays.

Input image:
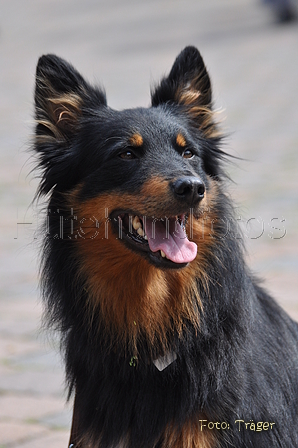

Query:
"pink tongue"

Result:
[[144, 218, 197, 264]]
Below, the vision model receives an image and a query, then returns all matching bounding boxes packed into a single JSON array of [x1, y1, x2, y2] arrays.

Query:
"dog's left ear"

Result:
[[151, 46, 214, 135]]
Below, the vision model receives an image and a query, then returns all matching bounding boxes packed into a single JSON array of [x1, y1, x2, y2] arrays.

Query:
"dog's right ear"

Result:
[[35, 54, 107, 141], [34, 55, 107, 195]]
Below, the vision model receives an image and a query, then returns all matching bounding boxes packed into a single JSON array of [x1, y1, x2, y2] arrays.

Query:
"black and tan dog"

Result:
[[33, 46, 298, 447]]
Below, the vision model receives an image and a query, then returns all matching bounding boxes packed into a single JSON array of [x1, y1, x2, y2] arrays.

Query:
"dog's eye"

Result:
[[119, 151, 136, 160], [182, 149, 194, 159]]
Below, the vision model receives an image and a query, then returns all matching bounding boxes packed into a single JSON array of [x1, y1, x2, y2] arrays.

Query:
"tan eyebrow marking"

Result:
[[129, 133, 143, 147], [176, 133, 187, 147]]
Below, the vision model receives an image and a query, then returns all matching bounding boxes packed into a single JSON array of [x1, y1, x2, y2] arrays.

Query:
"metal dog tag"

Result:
[[153, 351, 177, 371]]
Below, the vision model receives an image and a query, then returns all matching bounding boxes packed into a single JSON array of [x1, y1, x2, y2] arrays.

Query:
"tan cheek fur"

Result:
[[66, 177, 219, 354]]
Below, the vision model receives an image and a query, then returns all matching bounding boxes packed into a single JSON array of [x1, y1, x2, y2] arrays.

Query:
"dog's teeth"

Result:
[[132, 216, 141, 230], [137, 227, 145, 237], [160, 250, 166, 258]]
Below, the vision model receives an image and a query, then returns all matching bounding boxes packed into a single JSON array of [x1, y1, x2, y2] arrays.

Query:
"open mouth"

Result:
[[110, 211, 197, 269]]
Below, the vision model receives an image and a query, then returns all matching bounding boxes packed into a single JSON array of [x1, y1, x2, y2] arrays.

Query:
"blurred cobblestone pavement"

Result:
[[0, 0, 297, 446]]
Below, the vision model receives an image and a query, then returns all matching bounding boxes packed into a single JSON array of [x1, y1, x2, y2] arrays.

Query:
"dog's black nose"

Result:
[[172, 177, 205, 205]]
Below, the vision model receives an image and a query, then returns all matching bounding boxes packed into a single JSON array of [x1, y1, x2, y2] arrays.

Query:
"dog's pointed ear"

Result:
[[151, 47, 215, 136], [35, 54, 106, 141], [34, 55, 107, 196]]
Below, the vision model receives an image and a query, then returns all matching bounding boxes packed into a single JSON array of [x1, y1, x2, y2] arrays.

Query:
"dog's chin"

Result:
[[110, 211, 190, 270]]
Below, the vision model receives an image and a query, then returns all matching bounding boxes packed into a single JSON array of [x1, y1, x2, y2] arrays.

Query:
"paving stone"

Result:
[[0, 421, 46, 446], [0, 370, 66, 396], [39, 408, 73, 430], [0, 339, 40, 359], [15, 430, 70, 448], [0, 394, 68, 421]]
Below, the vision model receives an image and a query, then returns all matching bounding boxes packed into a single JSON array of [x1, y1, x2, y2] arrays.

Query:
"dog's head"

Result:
[[34, 46, 225, 270]]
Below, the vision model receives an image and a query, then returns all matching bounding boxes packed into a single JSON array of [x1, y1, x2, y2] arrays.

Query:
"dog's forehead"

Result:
[[118, 106, 185, 142]]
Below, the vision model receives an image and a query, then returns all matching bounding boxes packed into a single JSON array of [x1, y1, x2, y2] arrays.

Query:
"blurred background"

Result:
[[0, 0, 297, 446]]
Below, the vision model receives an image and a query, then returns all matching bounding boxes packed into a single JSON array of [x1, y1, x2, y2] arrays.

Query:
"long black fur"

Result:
[[33, 47, 298, 447]]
